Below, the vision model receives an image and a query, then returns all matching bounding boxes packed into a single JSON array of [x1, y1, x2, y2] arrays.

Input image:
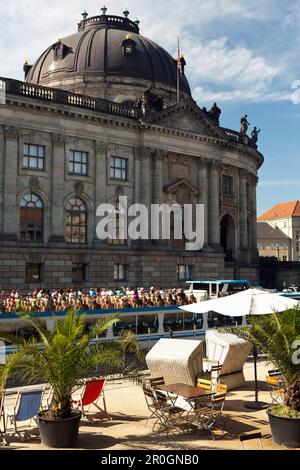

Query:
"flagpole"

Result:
[[177, 37, 180, 103]]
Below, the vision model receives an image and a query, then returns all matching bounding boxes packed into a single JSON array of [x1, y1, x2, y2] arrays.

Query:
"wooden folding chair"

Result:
[[72, 378, 110, 421], [240, 432, 264, 450]]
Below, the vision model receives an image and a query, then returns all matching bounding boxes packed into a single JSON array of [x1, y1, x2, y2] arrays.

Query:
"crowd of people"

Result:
[[0, 287, 196, 314]]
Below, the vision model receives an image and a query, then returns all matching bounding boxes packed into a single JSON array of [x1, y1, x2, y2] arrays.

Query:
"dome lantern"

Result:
[[81, 10, 88, 20]]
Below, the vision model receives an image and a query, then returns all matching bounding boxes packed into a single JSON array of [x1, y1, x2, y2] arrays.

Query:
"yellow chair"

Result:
[[266, 375, 285, 405], [197, 378, 212, 390]]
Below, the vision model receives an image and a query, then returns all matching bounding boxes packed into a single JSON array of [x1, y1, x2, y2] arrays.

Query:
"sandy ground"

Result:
[[0, 360, 294, 451]]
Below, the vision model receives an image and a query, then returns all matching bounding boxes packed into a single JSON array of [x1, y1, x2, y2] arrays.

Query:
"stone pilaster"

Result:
[[239, 169, 248, 251], [139, 147, 153, 207], [0, 126, 5, 234], [209, 160, 221, 247], [0, 126, 19, 242], [197, 158, 209, 247], [48, 133, 65, 242], [251, 175, 259, 263], [134, 147, 141, 205], [93, 140, 107, 246], [153, 150, 165, 204]]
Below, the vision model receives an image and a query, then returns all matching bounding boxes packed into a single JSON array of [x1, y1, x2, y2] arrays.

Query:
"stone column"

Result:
[[197, 158, 209, 247], [239, 169, 248, 251], [139, 147, 153, 207], [134, 147, 141, 205], [209, 160, 221, 247], [153, 150, 164, 204], [251, 175, 259, 262], [49, 133, 65, 242], [0, 126, 19, 241], [93, 141, 107, 245], [0, 126, 5, 235]]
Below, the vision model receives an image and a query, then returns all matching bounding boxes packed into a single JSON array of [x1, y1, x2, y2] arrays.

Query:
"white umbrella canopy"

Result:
[[180, 288, 299, 317]]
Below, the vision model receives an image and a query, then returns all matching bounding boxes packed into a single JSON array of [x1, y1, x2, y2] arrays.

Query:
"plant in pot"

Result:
[[0, 310, 143, 448], [227, 306, 300, 448]]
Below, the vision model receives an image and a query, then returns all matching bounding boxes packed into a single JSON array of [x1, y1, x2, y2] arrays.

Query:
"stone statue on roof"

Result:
[[240, 114, 250, 134], [251, 127, 261, 145], [208, 102, 222, 126], [136, 85, 164, 116]]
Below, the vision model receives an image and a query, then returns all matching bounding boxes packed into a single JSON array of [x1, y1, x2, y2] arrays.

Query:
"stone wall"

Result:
[[0, 247, 258, 291]]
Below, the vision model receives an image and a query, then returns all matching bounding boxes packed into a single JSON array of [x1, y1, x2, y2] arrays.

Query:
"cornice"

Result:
[[5, 95, 264, 168]]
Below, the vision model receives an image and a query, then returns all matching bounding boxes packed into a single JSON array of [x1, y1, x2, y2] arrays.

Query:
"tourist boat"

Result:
[[279, 285, 300, 300], [0, 280, 251, 357], [185, 279, 251, 301]]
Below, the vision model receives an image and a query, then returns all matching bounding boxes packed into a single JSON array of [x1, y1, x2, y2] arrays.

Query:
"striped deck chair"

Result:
[[3, 389, 43, 440]]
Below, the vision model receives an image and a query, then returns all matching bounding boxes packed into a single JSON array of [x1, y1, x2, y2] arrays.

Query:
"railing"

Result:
[[1, 76, 139, 119], [78, 14, 139, 34], [222, 127, 244, 143]]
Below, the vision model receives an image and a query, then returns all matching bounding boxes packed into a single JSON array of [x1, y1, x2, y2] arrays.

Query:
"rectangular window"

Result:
[[110, 157, 128, 181], [68, 150, 88, 176], [114, 264, 127, 281], [72, 263, 87, 283], [23, 144, 45, 171], [222, 175, 233, 196], [177, 265, 192, 282], [26, 263, 42, 283]]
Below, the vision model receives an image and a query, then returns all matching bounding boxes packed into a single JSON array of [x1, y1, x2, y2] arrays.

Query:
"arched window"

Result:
[[107, 201, 126, 246], [65, 198, 87, 244], [20, 194, 43, 242]]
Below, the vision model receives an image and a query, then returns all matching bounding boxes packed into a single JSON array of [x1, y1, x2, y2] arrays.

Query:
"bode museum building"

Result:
[[0, 9, 263, 290]]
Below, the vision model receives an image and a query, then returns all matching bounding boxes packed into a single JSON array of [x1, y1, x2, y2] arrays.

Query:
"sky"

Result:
[[1, 0, 300, 215]]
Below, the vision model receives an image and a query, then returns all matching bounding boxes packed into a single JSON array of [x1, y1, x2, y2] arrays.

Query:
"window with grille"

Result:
[[23, 144, 45, 171], [110, 157, 128, 181], [222, 175, 233, 196], [177, 265, 192, 281], [72, 263, 87, 283], [65, 198, 87, 244], [114, 264, 127, 281], [20, 193, 43, 242], [26, 263, 42, 283], [68, 150, 88, 176]]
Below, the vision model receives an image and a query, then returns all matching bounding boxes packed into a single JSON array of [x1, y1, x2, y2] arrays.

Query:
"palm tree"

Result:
[[226, 307, 300, 412], [0, 310, 144, 419]]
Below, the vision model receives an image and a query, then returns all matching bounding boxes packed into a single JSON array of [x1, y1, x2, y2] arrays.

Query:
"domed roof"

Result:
[[26, 13, 191, 96]]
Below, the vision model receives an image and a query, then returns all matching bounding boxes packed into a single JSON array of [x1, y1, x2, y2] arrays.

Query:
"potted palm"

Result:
[[0, 310, 143, 448], [227, 307, 300, 448]]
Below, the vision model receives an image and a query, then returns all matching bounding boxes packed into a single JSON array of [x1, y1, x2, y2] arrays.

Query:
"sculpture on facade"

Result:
[[136, 86, 164, 116], [240, 115, 250, 134], [208, 102, 222, 125], [251, 127, 261, 145]]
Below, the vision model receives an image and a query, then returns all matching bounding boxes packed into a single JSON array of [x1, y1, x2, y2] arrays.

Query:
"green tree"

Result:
[[226, 307, 300, 412]]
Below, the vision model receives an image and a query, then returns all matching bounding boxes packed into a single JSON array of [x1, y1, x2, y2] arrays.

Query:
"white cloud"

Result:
[[0, 0, 297, 104]]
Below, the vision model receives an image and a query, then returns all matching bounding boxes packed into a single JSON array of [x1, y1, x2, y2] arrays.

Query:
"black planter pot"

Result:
[[37, 410, 82, 448], [268, 410, 300, 448]]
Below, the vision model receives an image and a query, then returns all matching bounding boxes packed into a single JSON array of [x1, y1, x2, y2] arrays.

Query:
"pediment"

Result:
[[143, 101, 225, 138], [164, 179, 199, 195]]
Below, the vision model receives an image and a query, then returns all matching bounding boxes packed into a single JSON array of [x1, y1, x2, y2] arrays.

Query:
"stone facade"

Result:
[[0, 86, 262, 290], [0, 13, 263, 291]]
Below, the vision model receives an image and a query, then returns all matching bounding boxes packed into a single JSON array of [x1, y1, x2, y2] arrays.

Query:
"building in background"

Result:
[[257, 222, 291, 261], [258, 201, 300, 262], [0, 8, 263, 290]]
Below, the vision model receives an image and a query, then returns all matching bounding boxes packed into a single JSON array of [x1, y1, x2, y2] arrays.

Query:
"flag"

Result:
[[177, 38, 182, 75]]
